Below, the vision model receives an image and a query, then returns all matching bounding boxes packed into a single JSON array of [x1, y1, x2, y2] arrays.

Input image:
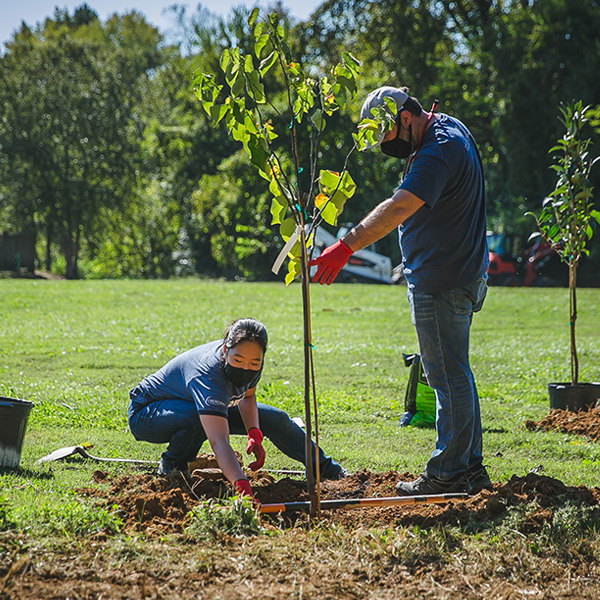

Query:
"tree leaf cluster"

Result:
[[527, 100, 600, 383], [192, 8, 361, 285]]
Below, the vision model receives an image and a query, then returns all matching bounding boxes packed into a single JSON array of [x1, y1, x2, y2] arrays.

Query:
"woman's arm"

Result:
[[199, 413, 245, 484], [238, 387, 259, 431]]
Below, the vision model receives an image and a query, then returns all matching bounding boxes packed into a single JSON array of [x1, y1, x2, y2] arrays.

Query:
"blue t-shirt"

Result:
[[129, 340, 262, 418], [397, 114, 488, 292]]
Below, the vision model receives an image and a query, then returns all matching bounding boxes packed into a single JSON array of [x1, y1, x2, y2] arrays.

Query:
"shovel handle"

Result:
[[259, 492, 468, 514]]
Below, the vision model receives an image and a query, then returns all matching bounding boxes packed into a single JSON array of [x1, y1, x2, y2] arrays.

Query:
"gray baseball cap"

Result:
[[359, 86, 409, 149]]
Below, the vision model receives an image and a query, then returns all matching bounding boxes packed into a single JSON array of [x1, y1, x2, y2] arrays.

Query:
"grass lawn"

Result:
[[1, 278, 599, 599], [1, 279, 599, 482]]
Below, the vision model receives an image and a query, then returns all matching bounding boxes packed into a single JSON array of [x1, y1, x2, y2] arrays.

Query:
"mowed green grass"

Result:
[[1, 278, 599, 497]]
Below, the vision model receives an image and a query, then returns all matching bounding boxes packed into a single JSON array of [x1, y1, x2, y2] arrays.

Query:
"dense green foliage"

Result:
[[0, 1, 599, 279], [193, 9, 361, 285]]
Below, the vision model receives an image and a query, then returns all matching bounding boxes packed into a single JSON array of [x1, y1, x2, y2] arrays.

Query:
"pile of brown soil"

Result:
[[525, 406, 600, 441], [81, 467, 600, 535]]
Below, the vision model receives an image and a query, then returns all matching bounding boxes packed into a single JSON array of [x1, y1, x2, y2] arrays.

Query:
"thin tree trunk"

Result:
[[45, 220, 52, 272], [299, 226, 320, 518], [64, 229, 79, 280], [569, 263, 578, 384]]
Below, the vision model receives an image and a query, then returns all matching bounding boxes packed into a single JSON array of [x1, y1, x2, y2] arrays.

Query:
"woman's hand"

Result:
[[234, 478, 260, 507], [246, 428, 265, 470]]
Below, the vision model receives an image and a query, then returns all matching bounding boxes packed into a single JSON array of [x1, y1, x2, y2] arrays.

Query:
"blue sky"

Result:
[[1, 1, 323, 47]]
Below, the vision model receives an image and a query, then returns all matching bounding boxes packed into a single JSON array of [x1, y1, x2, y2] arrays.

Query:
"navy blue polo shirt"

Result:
[[397, 114, 488, 292], [129, 340, 262, 418]]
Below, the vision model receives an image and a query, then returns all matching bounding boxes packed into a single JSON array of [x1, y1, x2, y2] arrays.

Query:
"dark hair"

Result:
[[223, 318, 268, 353], [398, 87, 423, 117]]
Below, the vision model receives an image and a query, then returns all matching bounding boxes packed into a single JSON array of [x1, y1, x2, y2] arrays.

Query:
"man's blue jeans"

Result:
[[407, 276, 487, 479], [128, 400, 343, 479]]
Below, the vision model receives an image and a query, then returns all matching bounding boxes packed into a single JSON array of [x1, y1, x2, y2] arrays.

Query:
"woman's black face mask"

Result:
[[380, 121, 412, 158], [224, 362, 257, 387]]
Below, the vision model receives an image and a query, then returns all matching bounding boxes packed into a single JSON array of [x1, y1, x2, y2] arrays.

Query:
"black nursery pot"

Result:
[[0, 397, 34, 469], [548, 382, 600, 412]]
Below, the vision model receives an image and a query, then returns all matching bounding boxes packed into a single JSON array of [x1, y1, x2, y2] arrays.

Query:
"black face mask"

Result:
[[224, 362, 258, 387], [381, 124, 412, 158]]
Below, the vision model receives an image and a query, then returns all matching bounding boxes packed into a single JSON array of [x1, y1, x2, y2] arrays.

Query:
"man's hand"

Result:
[[308, 239, 353, 285], [234, 478, 259, 507], [246, 427, 265, 470]]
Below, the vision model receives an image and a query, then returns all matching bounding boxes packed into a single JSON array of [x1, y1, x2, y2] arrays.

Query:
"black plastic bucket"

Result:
[[0, 397, 34, 469], [548, 383, 600, 412]]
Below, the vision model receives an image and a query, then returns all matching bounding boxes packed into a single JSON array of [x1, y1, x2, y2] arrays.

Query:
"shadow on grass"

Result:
[[0, 467, 54, 480]]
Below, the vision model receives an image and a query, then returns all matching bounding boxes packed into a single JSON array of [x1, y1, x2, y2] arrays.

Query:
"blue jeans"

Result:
[[407, 276, 487, 479], [127, 400, 343, 478]]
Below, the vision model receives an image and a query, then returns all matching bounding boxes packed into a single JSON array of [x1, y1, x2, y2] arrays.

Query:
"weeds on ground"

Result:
[[14, 496, 122, 538], [0, 496, 15, 531], [185, 496, 266, 540]]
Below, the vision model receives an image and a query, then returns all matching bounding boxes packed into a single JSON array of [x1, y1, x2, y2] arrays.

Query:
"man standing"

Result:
[[309, 86, 491, 495]]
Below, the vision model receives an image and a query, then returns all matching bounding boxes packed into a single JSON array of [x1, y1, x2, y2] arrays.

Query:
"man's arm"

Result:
[[342, 188, 424, 252], [308, 188, 424, 285]]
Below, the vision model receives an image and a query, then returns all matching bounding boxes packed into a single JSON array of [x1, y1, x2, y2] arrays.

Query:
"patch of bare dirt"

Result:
[[526, 406, 600, 441], [79, 466, 600, 535], [4, 467, 600, 600]]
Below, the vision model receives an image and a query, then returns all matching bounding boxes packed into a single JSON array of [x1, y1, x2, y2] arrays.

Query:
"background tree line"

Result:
[[0, 0, 599, 280]]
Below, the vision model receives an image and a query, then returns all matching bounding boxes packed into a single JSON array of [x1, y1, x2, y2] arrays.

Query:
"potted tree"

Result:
[[528, 100, 600, 411]]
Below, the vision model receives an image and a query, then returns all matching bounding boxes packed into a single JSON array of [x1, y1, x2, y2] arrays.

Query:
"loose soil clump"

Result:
[[525, 406, 600, 442]]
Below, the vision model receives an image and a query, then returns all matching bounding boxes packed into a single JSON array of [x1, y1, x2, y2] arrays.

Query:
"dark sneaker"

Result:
[[395, 472, 469, 496], [465, 463, 492, 493], [158, 456, 189, 478], [321, 467, 348, 481]]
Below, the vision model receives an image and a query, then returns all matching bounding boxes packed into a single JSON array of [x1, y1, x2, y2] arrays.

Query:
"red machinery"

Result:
[[487, 232, 566, 287]]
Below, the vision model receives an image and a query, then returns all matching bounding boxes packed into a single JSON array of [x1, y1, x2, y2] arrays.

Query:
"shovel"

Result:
[[37, 444, 304, 475], [259, 492, 469, 513], [38, 445, 157, 465]]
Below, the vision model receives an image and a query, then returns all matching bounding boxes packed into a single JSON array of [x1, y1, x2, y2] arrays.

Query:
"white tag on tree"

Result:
[[271, 225, 301, 274]]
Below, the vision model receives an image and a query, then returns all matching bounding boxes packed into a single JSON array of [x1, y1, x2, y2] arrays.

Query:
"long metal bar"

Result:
[[259, 492, 468, 514], [39, 445, 306, 475]]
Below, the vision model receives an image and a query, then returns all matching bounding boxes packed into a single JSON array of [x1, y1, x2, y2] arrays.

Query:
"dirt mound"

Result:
[[82, 467, 600, 535], [525, 406, 600, 441]]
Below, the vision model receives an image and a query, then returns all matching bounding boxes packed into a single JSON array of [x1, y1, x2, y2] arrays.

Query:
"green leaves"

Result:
[[526, 100, 600, 385], [269, 174, 289, 225], [258, 51, 277, 76], [354, 98, 396, 151], [193, 8, 360, 283], [528, 101, 598, 268], [316, 170, 356, 226]]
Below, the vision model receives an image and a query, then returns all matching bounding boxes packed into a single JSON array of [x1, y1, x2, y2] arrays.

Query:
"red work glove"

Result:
[[234, 479, 259, 507], [246, 427, 266, 470], [308, 239, 353, 285]]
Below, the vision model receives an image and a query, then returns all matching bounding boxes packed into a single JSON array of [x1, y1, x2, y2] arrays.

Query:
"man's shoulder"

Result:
[[430, 114, 472, 145]]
